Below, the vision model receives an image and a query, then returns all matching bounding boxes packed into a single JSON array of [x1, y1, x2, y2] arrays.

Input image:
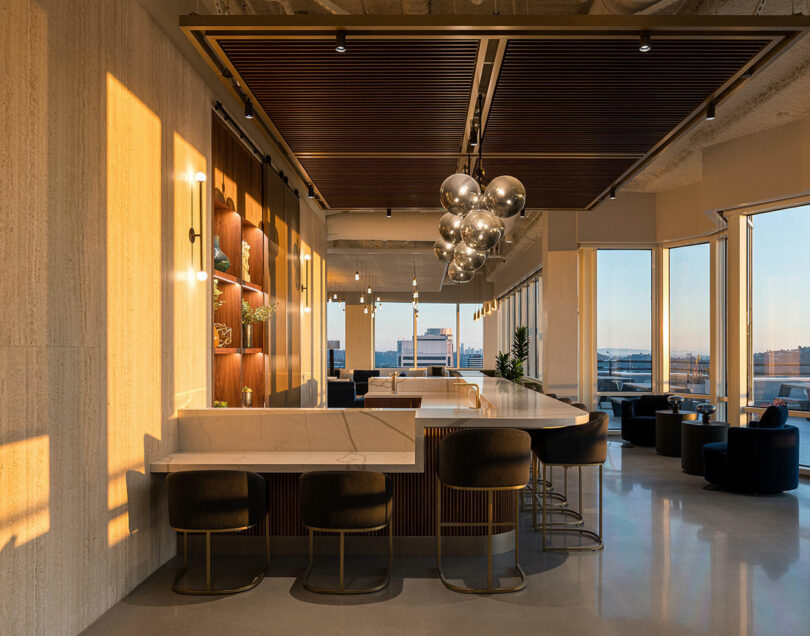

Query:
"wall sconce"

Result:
[[189, 171, 207, 281], [302, 252, 311, 313]]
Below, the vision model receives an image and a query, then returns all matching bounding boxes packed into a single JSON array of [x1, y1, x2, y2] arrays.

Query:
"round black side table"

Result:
[[655, 410, 697, 457], [681, 421, 729, 475]]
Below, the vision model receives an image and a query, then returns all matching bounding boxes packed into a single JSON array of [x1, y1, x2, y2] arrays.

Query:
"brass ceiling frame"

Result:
[[181, 14, 810, 212]]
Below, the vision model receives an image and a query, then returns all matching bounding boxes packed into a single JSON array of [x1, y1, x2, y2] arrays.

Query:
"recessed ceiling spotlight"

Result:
[[706, 102, 716, 121], [639, 32, 651, 53], [335, 31, 347, 53], [609, 188, 616, 200], [244, 100, 254, 119]]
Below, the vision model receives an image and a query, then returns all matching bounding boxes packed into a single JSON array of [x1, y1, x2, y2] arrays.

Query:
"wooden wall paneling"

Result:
[[286, 191, 302, 406], [265, 167, 290, 406]]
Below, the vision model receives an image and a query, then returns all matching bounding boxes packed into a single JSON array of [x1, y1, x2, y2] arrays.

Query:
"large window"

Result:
[[459, 304, 484, 368], [495, 276, 542, 378], [596, 250, 653, 394], [374, 303, 413, 368], [326, 300, 345, 369], [669, 243, 710, 395], [413, 303, 455, 368], [749, 205, 810, 467]]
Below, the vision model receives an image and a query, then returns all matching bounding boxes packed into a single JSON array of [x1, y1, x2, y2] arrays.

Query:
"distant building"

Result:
[[397, 328, 453, 367], [466, 353, 483, 369]]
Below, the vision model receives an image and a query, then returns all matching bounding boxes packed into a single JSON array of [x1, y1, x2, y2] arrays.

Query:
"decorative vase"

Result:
[[667, 394, 684, 414], [242, 391, 253, 407], [243, 323, 253, 348], [213, 235, 230, 273]]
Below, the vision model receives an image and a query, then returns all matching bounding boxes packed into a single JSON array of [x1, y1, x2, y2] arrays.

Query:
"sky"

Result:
[[597, 249, 652, 353], [751, 204, 810, 353], [327, 301, 483, 352]]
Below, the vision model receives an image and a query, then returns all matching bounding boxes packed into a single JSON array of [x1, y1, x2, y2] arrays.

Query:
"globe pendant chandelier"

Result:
[[435, 171, 526, 284]]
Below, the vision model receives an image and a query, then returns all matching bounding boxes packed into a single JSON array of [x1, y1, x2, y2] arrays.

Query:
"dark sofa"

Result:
[[621, 394, 671, 446]]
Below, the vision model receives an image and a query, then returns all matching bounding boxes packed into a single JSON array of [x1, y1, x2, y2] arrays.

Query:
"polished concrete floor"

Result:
[[83, 444, 810, 636]]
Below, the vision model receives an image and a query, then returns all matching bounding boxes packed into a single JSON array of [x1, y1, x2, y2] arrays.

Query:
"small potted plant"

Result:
[[213, 400, 228, 408], [242, 386, 253, 407], [241, 299, 278, 348]]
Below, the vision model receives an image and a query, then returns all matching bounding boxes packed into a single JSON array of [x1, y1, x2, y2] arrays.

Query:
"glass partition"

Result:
[[669, 243, 710, 395]]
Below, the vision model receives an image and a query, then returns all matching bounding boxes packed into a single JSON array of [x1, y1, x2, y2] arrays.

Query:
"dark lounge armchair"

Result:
[[353, 370, 380, 396], [327, 380, 364, 408], [621, 394, 671, 446], [703, 405, 799, 494]]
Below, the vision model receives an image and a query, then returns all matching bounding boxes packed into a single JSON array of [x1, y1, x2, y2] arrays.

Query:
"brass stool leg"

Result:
[[487, 490, 493, 590], [541, 464, 604, 552]]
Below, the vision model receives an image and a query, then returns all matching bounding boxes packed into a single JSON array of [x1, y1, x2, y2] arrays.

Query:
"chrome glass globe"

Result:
[[438, 212, 464, 244], [447, 260, 474, 283], [484, 175, 526, 218], [667, 394, 685, 414], [696, 402, 717, 424], [433, 239, 456, 263], [453, 243, 486, 272], [460, 208, 504, 251], [439, 173, 481, 216]]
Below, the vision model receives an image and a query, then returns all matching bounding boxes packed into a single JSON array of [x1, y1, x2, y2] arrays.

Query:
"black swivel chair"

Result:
[[533, 411, 608, 551], [621, 394, 671, 446], [353, 370, 380, 396], [327, 380, 364, 408], [703, 405, 799, 494]]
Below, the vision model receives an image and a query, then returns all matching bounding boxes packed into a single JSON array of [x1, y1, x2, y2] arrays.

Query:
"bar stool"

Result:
[[437, 428, 531, 594], [534, 411, 608, 551], [167, 470, 269, 595], [300, 471, 393, 594]]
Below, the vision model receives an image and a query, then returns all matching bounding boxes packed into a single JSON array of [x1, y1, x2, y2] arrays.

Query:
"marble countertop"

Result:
[[151, 451, 418, 473]]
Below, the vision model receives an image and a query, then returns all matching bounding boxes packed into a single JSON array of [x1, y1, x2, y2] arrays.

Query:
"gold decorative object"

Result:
[[242, 240, 251, 282], [214, 322, 232, 347]]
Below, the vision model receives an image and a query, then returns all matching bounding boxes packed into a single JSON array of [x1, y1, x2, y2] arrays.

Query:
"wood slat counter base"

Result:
[[213, 428, 516, 540]]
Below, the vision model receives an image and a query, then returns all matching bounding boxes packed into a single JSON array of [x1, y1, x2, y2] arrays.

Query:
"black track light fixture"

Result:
[[386, 208, 392, 218], [307, 183, 315, 199], [706, 102, 716, 121], [469, 125, 478, 148], [520, 208, 525, 218], [244, 99, 254, 119], [639, 32, 651, 53], [335, 31, 347, 53], [610, 188, 617, 200]]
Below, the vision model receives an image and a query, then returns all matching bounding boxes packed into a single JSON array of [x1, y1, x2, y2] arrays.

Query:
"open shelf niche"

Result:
[[211, 112, 270, 408]]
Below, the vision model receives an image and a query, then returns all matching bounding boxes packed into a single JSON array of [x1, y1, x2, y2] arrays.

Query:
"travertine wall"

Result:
[[1, 0, 210, 633]]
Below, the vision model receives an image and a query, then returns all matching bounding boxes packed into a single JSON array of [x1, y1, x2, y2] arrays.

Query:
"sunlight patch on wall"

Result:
[[106, 73, 162, 547], [0, 435, 49, 548], [173, 132, 208, 412]]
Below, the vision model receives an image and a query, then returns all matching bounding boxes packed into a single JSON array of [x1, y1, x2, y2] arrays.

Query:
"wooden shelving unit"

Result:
[[211, 113, 270, 408]]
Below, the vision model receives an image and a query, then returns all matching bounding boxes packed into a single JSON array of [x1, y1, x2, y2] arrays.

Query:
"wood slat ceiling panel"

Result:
[[217, 39, 478, 154], [484, 38, 770, 154], [482, 157, 639, 209], [299, 157, 459, 209]]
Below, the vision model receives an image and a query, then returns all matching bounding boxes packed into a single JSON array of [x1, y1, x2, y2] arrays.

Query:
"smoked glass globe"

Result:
[[453, 243, 486, 272], [447, 260, 474, 283], [438, 212, 464, 244], [433, 239, 455, 263], [460, 208, 504, 251], [440, 173, 481, 216], [484, 175, 526, 218]]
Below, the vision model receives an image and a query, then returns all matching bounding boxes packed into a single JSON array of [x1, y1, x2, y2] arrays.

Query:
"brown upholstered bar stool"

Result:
[[436, 428, 531, 594], [300, 471, 393, 594], [167, 470, 269, 595], [534, 412, 608, 551]]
